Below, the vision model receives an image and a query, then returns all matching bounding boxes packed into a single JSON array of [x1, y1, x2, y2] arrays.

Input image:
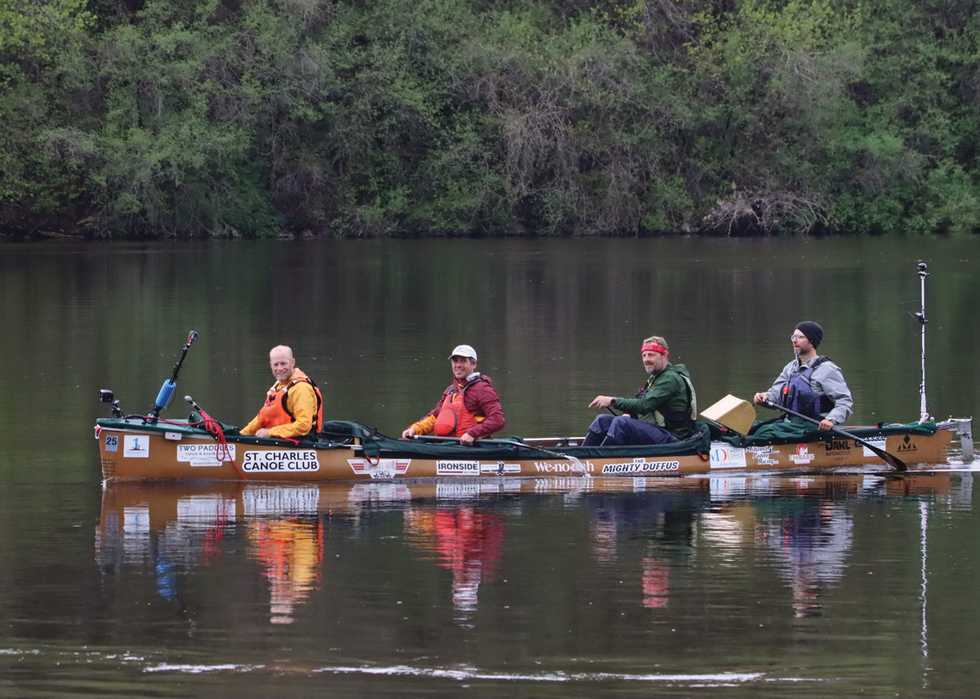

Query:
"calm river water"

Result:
[[2, 237, 979, 696]]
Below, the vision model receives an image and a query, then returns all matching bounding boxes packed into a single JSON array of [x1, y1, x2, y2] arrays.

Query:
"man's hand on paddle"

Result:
[[752, 392, 767, 405], [459, 432, 475, 445], [818, 418, 834, 431], [589, 395, 615, 409]]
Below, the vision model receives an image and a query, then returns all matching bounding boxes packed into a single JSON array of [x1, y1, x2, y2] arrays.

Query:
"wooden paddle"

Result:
[[760, 400, 907, 472]]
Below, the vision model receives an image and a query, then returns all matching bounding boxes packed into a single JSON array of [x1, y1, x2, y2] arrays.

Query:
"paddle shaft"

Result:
[[762, 400, 907, 471], [167, 330, 199, 383]]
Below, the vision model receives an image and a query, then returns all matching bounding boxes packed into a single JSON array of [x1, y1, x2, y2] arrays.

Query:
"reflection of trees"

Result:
[[403, 506, 504, 621], [247, 519, 323, 625]]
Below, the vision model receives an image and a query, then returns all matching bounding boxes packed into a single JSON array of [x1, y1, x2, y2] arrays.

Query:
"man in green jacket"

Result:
[[583, 335, 698, 446]]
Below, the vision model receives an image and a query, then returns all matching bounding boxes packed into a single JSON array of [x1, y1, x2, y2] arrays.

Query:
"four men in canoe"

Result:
[[245, 322, 851, 444]]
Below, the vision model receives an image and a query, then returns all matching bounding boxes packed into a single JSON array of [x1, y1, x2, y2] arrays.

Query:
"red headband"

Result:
[[641, 341, 668, 355]]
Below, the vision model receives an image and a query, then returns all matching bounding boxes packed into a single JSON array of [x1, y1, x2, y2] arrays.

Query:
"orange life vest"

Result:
[[256, 371, 324, 436], [433, 379, 486, 437]]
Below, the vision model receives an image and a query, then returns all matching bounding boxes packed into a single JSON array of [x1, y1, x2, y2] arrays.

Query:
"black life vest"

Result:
[[779, 356, 834, 419]]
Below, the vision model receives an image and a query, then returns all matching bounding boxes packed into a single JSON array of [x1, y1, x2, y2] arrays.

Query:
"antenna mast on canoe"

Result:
[[915, 261, 930, 422]]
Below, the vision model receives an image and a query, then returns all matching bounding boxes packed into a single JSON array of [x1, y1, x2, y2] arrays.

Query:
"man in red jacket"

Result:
[[401, 344, 507, 444]]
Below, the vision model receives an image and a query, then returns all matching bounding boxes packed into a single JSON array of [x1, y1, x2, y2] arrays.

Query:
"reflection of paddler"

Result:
[[760, 501, 853, 619], [432, 508, 504, 575], [248, 519, 323, 624], [404, 506, 505, 614], [641, 556, 670, 609], [433, 508, 504, 615]]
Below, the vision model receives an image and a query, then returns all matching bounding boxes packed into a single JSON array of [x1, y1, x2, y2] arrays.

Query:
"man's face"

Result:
[[642, 350, 668, 374], [451, 356, 477, 381], [790, 330, 813, 355], [269, 349, 295, 383]]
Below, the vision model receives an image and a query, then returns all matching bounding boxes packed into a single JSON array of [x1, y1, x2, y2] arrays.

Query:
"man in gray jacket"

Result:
[[751, 321, 853, 438]]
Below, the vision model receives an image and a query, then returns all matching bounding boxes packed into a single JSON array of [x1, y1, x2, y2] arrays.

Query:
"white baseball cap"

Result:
[[449, 344, 478, 360]]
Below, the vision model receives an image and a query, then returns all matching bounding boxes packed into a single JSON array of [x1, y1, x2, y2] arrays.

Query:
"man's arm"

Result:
[[816, 364, 853, 425], [766, 362, 795, 403], [464, 384, 506, 439], [612, 373, 679, 417], [239, 414, 261, 436]]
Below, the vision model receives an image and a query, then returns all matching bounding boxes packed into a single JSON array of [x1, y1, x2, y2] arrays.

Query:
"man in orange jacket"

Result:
[[240, 345, 324, 439], [401, 344, 506, 445]]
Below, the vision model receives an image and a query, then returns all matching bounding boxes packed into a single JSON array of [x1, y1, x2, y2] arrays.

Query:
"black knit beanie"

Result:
[[795, 321, 824, 348]]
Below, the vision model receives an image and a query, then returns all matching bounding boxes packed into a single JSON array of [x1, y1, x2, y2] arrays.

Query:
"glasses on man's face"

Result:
[[790, 333, 807, 341]]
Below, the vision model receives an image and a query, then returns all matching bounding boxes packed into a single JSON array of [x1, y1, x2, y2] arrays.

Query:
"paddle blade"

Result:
[[701, 395, 756, 435]]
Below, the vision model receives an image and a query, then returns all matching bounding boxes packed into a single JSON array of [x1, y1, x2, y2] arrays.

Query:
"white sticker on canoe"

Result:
[[747, 446, 779, 466], [242, 450, 319, 473], [789, 444, 816, 465], [164, 431, 183, 441], [861, 437, 888, 457], [123, 435, 150, 458], [601, 459, 680, 475], [177, 443, 236, 467], [480, 462, 522, 474], [709, 441, 747, 469], [436, 460, 480, 476], [347, 458, 411, 480], [104, 433, 119, 453]]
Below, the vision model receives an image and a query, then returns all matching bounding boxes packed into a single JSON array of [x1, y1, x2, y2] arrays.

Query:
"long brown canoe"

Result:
[[94, 415, 965, 483]]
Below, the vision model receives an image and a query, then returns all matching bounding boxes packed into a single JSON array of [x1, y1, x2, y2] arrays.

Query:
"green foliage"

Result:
[[1, 0, 979, 237]]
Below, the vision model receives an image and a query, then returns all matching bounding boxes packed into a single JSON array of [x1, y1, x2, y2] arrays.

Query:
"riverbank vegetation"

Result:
[[2, 0, 978, 238]]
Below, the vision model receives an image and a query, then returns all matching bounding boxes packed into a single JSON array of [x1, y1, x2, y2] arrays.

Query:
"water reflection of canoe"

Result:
[[94, 415, 967, 483]]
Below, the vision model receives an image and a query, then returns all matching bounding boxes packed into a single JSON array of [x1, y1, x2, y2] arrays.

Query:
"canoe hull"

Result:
[[96, 419, 955, 483]]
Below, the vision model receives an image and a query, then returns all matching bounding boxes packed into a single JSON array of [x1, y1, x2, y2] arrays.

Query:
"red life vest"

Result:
[[433, 378, 486, 437], [256, 370, 324, 436]]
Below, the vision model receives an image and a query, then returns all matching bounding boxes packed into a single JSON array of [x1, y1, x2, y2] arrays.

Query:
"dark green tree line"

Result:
[[1, 0, 978, 238]]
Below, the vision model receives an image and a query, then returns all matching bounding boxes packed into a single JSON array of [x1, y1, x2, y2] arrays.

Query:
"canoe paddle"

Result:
[[147, 330, 199, 422], [761, 400, 907, 471]]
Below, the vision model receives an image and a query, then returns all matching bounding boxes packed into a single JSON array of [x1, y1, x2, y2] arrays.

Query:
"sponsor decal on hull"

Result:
[[709, 441, 747, 469], [861, 437, 888, 458], [823, 438, 852, 453], [897, 434, 919, 453], [480, 462, 523, 475], [436, 460, 480, 476], [177, 443, 237, 467], [242, 450, 320, 473], [788, 445, 815, 465], [532, 461, 593, 474], [347, 458, 411, 480], [123, 435, 150, 458], [601, 459, 680, 475], [747, 445, 779, 466]]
